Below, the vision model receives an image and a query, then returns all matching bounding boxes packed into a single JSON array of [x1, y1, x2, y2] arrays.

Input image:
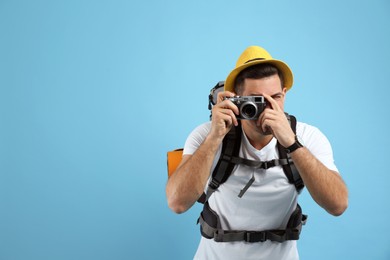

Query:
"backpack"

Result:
[[167, 81, 307, 243]]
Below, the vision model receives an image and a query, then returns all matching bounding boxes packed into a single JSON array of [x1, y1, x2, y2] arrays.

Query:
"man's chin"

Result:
[[244, 120, 273, 136], [260, 126, 273, 135]]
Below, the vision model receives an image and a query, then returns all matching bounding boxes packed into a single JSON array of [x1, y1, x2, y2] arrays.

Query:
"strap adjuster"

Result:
[[262, 161, 268, 169], [209, 179, 219, 190], [245, 231, 266, 242], [222, 154, 232, 162]]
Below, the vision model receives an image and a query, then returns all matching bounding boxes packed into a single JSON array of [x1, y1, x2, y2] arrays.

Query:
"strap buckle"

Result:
[[245, 231, 266, 242], [209, 179, 219, 190], [262, 161, 268, 169], [222, 154, 233, 162]]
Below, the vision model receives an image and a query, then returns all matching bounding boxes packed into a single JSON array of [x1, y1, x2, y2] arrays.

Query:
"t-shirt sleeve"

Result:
[[183, 122, 212, 156], [297, 123, 339, 173]]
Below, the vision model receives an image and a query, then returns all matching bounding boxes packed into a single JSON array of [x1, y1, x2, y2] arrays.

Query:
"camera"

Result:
[[225, 96, 267, 120]]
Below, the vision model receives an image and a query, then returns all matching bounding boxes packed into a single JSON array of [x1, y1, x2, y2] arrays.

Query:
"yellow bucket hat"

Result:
[[224, 46, 294, 92]]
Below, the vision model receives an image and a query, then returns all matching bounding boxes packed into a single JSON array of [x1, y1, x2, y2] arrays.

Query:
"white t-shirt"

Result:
[[183, 121, 338, 260]]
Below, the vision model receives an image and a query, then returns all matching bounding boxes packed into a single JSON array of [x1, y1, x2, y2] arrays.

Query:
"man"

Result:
[[166, 46, 348, 259]]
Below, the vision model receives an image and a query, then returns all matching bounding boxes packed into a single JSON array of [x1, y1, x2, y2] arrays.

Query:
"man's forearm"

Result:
[[290, 147, 348, 216], [166, 135, 221, 214]]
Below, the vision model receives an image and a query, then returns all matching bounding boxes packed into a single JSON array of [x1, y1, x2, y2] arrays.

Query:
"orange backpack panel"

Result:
[[167, 149, 183, 177]]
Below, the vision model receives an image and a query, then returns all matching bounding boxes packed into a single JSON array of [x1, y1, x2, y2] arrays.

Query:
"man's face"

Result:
[[240, 74, 287, 134]]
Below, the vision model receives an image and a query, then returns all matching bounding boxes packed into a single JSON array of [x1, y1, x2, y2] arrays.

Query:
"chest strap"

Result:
[[222, 155, 290, 169], [198, 202, 307, 243], [202, 156, 293, 201]]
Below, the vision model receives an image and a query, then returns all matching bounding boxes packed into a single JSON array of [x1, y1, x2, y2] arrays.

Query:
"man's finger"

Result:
[[217, 91, 236, 103], [263, 93, 281, 112]]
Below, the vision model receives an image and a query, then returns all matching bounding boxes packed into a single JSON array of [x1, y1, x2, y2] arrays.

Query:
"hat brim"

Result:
[[224, 59, 293, 93]]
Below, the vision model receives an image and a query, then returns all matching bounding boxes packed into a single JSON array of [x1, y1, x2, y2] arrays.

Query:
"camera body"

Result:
[[225, 96, 267, 120]]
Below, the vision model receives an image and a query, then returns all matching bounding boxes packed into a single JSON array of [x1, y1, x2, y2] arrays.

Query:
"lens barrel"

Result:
[[240, 102, 258, 119]]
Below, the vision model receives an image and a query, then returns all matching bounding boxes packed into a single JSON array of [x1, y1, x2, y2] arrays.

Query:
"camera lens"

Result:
[[241, 102, 257, 119]]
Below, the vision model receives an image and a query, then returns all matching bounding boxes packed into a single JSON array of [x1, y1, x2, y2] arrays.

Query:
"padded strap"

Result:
[[212, 124, 242, 186], [200, 218, 304, 242], [199, 202, 307, 243], [278, 114, 305, 192], [202, 124, 242, 203]]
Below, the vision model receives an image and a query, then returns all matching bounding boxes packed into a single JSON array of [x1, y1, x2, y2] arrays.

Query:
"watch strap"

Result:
[[285, 136, 303, 153]]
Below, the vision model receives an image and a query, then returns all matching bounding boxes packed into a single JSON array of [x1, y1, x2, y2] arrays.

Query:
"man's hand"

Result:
[[257, 93, 295, 148], [209, 91, 239, 141], [166, 90, 239, 214]]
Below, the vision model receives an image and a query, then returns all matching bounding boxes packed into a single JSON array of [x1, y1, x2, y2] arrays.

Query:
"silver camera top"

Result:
[[226, 96, 265, 104]]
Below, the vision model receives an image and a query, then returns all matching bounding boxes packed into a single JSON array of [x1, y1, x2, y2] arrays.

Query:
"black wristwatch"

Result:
[[285, 135, 304, 153]]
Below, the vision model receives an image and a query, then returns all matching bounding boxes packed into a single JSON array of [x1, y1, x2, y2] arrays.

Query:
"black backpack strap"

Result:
[[199, 113, 305, 202], [199, 201, 307, 243], [229, 157, 290, 169], [278, 114, 305, 192], [198, 123, 242, 204], [197, 113, 308, 243]]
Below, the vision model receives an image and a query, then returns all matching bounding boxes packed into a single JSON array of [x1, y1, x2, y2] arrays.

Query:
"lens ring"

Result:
[[240, 102, 257, 119]]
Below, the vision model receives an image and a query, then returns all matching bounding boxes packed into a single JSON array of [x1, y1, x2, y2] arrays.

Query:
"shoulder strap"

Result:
[[197, 114, 307, 243], [277, 114, 305, 192], [199, 113, 304, 203], [197, 123, 242, 204], [212, 123, 242, 186]]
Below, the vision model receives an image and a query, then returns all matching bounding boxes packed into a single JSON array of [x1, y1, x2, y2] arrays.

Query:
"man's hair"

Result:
[[234, 64, 284, 94]]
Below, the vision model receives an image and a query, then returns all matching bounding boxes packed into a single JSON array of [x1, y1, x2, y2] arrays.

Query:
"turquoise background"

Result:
[[1, 0, 389, 259]]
